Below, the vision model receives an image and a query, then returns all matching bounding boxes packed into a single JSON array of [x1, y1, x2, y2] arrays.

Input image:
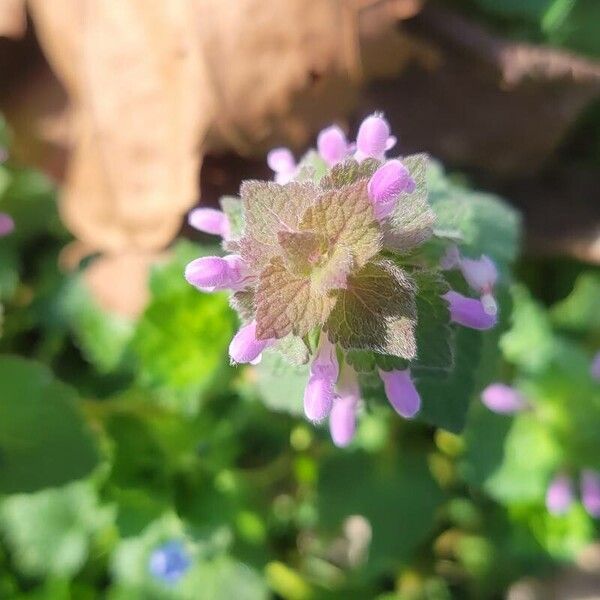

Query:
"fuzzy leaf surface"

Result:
[[326, 258, 417, 358]]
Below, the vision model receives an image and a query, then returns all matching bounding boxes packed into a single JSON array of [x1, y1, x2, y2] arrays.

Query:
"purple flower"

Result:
[[267, 147, 296, 184], [481, 383, 527, 414], [317, 125, 350, 167], [330, 366, 360, 447], [443, 291, 497, 330], [460, 255, 498, 316], [591, 352, 600, 381], [581, 470, 600, 518], [188, 208, 230, 239], [354, 113, 396, 162], [379, 369, 421, 418], [229, 320, 274, 364], [148, 540, 190, 584], [546, 473, 574, 515], [0, 213, 14, 237], [304, 336, 339, 422], [367, 160, 416, 220], [184, 255, 249, 292], [440, 245, 461, 270]]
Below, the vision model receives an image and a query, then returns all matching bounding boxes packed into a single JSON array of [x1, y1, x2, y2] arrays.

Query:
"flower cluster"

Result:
[[185, 113, 499, 446]]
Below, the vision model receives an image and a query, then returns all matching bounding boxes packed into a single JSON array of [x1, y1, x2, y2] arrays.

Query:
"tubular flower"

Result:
[[267, 147, 297, 184], [545, 473, 574, 515], [354, 113, 396, 162], [330, 364, 360, 447], [184, 255, 250, 292], [481, 383, 527, 414], [317, 125, 350, 167], [188, 208, 230, 239], [443, 291, 497, 330], [184, 113, 502, 438], [304, 336, 339, 422], [368, 160, 415, 220], [229, 320, 275, 364], [0, 213, 14, 237], [379, 369, 421, 418], [591, 352, 600, 381], [581, 470, 600, 518], [459, 255, 498, 315]]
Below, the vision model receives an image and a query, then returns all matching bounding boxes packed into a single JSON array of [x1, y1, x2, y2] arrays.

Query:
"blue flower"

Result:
[[148, 540, 190, 584]]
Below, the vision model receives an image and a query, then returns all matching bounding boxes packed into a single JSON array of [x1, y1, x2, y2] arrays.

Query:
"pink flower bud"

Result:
[[184, 255, 247, 292], [267, 147, 296, 184], [367, 160, 416, 220], [0, 213, 14, 237], [330, 365, 360, 447], [443, 291, 497, 330], [591, 352, 600, 381], [481, 383, 527, 414], [229, 320, 274, 364], [581, 470, 600, 517], [379, 369, 421, 418], [188, 208, 230, 238], [546, 473, 574, 515], [317, 125, 349, 167], [311, 336, 339, 380], [355, 113, 396, 162]]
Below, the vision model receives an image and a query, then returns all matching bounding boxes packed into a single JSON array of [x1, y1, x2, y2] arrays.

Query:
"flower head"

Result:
[[148, 541, 190, 585], [459, 255, 498, 315], [184, 112, 504, 442]]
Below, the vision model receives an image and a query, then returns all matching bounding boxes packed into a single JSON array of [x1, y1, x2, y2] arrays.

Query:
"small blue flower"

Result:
[[148, 540, 190, 584]]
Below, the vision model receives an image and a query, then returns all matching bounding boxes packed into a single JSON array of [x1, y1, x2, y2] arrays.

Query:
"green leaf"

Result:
[[551, 273, 600, 332], [318, 450, 443, 573], [462, 404, 562, 504], [500, 285, 555, 373], [326, 259, 417, 358], [0, 243, 19, 301], [131, 241, 235, 412], [239, 181, 318, 269], [428, 165, 521, 270], [62, 276, 135, 373], [255, 256, 337, 339], [0, 481, 114, 578], [255, 350, 308, 416], [294, 149, 328, 183], [219, 196, 244, 240], [319, 158, 379, 190], [411, 269, 452, 371], [0, 356, 99, 493], [299, 180, 382, 271], [383, 153, 435, 252]]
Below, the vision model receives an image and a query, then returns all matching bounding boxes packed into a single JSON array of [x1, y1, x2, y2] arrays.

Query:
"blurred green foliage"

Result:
[[0, 50, 600, 599]]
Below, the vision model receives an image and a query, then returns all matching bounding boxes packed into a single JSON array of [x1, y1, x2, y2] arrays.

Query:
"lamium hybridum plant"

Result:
[[185, 114, 502, 446]]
